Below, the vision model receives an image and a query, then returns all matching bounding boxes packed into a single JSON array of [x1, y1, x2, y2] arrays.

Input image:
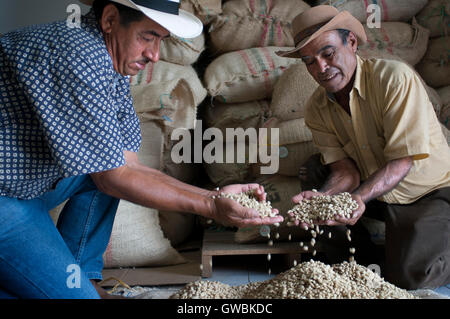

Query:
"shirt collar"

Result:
[[353, 54, 366, 100]]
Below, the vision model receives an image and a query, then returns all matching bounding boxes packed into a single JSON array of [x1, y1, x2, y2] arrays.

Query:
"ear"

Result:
[[100, 3, 120, 34], [348, 31, 358, 53]]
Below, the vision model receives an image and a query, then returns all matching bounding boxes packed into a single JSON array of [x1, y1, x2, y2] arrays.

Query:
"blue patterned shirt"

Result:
[[0, 11, 142, 199]]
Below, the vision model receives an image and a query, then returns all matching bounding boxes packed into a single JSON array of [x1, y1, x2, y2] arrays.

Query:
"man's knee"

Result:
[[384, 195, 450, 290]]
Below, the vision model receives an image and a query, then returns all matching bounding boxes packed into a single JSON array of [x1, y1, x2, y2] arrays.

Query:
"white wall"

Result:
[[0, 0, 91, 34]]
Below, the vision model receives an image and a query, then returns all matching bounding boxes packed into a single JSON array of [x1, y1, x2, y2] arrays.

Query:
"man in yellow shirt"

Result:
[[277, 5, 450, 290]]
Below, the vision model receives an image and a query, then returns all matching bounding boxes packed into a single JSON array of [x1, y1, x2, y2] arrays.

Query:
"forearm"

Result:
[[320, 171, 359, 195], [319, 158, 361, 195], [134, 164, 216, 198], [92, 166, 216, 218], [353, 156, 413, 203]]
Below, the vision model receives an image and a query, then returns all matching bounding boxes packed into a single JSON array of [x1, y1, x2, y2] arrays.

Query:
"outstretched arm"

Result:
[[90, 151, 283, 227]]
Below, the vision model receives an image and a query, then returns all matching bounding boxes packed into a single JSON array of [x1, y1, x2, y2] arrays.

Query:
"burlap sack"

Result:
[[234, 174, 310, 244], [416, 0, 450, 38], [160, 33, 205, 66], [180, 0, 222, 25], [276, 142, 320, 177], [359, 20, 430, 66], [251, 117, 319, 177], [204, 47, 301, 103], [266, 117, 313, 146], [103, 203, 186, 268], [416, 37, 450, 89], [102, 121, 186, 268], [159, 136, 199, 247], [318, 0, 427, 23], [209, 0, 310, 54], [161, 134, 199, 184], [203, 137, 254, 186], [131, 61, 207, 136], [438, 86, 450, 129], [204, 100, 270, 135], [270, 63, 319, 121]]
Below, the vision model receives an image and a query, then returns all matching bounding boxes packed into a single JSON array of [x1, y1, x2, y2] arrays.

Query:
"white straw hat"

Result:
[[80, 0, 203, 38]]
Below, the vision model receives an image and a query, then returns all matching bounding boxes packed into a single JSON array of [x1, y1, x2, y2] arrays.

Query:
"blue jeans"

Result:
[[0, 175, 120, 299]]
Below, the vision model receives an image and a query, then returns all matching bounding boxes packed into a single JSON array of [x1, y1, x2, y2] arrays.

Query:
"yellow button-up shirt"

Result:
[[305, 55, 450, 204]]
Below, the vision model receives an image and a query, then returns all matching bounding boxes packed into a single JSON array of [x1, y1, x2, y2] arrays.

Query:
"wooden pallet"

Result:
[[201, 230, 321, 277]]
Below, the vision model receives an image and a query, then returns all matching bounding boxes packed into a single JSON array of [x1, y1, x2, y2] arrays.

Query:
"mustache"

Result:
[[318, 68, 339, 81], [135, 58, 151, 65]]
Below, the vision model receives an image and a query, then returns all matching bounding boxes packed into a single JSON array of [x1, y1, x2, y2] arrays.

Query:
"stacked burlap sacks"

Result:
[[102, 31, 209, 268], [415, 0, 450, 91], [318, 0, 428, 23], [203, 46, 304, 188], [180, 0, 223, 25], [208, 0, 311, 54], [415, 1, 450, 132]]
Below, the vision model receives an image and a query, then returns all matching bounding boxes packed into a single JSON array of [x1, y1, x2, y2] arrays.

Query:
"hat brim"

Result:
[[276, 11, 366, 59], [80, 0, 203, 39]]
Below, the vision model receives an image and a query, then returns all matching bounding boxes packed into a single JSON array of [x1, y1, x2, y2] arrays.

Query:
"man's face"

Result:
[[298, 30, 357, 93], [101, 5, 170, 76]]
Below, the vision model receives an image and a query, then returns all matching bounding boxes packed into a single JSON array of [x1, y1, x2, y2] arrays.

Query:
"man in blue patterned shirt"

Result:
[[0, 0, 283, 299]]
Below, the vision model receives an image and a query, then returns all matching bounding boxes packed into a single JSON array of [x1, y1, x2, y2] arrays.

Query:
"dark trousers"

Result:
[[301, 154, 450, 290]]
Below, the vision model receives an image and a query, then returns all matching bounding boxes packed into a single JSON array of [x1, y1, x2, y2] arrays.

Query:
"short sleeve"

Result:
[[305, 94, 348, 165], [381, 66, 431, 161], [20, 52, 128, 177], [114, 77, 142, 153]]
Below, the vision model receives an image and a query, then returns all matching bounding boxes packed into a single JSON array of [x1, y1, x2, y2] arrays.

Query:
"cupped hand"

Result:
[[288, 191, 365, 228], [211, 183, 283, 228]]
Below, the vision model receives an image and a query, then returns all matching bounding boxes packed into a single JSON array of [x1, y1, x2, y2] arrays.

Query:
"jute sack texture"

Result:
[[158, 135, 200, 247], [209, 0, 310, 54], [130, 60, 207, 136], [318, 0, 427, 23], [180, 0, 222, 25], [204, 46, 301, 104], [160, 33, 205, 66], [251, 117, 318, 178], [415, 37, 450, 89], [270, 63, 319, 121], [204, 100, 270, 136], [359, 19, 430, 66], [203, 137, 254, 187], [416, 0, 450, 38], [103, 121, 186, 268], [234, 174, 310, 244], [202, 100, 270, 187]]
